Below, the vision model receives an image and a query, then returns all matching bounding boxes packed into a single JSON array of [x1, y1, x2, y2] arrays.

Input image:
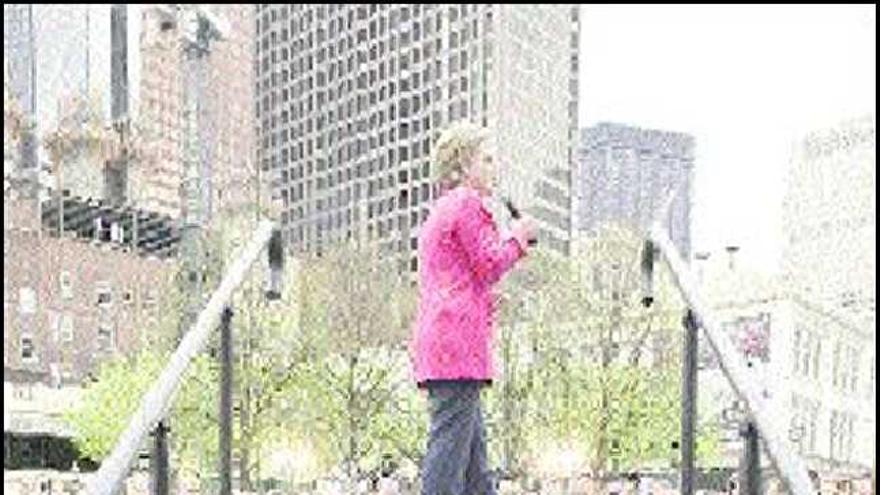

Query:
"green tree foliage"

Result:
[[62, 347, 221, 479], [65, 215, 722, 488], [284, 241, 422, 481], [63, 208, 296, 484], [485, 223, 721, 478], [62, 350, 165, 462]]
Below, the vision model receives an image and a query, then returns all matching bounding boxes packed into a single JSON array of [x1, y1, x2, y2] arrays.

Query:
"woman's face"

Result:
[[466, 146, 499, 196]]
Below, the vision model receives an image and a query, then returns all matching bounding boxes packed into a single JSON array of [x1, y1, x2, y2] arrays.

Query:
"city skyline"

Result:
[[580, 4, 876, 274], [256, 4, 579, 266], [2, 4, 875, 491], [6, 5, 875, 275]]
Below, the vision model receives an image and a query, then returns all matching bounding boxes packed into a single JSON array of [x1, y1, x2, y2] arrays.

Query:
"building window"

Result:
[[790, 395, 820, 455], [20, 335, 36, 362], [828, 411, 852, 462], [61, 315, 74, 342], [832, 341, 842, 388], [60, 272, 74, 300], [847, 346, 859, 393], [96, 283, 112, 308], [98, 324, 115, 353], [807, 404, 818, 453], [836, 412, 845, 460], [19, 287, 36, 314], [143, 290, 157, 311], [13, 382, 34, 401], [793, 328, 819, 380]]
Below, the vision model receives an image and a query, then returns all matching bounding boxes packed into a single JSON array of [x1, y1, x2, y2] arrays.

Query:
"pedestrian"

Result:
[[410, 122, 537, 495]]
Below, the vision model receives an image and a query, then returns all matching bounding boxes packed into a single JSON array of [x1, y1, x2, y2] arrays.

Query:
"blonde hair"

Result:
[[431, 121, 488, 189]]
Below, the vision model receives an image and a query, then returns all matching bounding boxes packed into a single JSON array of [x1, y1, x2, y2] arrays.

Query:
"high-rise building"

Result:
[[2, 5, 254, 220], [781, 114, 875, 320], [778, 117, 876, 486], [575, 122, 694, 259], [2, 4, 141, 197], [3, 5, 36, 118], [255, 4, 579, 268], [136, 5, 184, 218], [138, 4, 257, 220], [202, 5, 258, 218], [1, 4, 141, 152], [4, 5, 104, 126]]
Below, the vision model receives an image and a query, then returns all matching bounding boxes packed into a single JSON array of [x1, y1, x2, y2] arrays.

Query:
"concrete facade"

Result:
[[255, 4, 579, 268], [781, 114, 875, 324], [694, 250, 875, 479], [575, 122, 694, 260]]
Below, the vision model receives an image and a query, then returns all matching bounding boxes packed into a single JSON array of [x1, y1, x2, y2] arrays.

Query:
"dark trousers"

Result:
[[420, 381, 496, 495]]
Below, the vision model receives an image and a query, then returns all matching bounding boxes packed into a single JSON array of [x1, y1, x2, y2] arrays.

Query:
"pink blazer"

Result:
[[410, 186, 530, 385]]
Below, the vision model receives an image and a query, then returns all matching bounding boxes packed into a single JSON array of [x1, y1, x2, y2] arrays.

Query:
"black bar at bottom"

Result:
[[740, 421, 762, 495], [681, 309, 698, 495], [152, 421, 169, 495], [219, 306, 234, 495]]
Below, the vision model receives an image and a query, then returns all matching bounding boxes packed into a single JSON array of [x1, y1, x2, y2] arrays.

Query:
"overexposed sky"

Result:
[[580, 5, 876, 274]]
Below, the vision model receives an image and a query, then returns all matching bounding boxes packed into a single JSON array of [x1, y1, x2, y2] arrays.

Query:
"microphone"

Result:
[[640, 239, 655, 307], [502, 197, 521, 219], [503, 197, 537, 246]]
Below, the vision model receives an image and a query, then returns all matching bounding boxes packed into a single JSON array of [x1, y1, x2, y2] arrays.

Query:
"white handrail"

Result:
[[647, 189, 814, 495], [85, 220, 276, 495]]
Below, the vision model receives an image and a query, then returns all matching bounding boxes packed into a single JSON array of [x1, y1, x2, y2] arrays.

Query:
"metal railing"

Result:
[[641, 185, 815, 495], [84, 220, 282, 495], [82, 189, 827, 495]]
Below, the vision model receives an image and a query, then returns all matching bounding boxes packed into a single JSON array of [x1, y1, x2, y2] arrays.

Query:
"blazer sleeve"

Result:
[[454, 194, 526, 285]]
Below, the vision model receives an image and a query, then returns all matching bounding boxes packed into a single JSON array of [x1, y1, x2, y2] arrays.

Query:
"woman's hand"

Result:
[[512, 217, 538, 247]]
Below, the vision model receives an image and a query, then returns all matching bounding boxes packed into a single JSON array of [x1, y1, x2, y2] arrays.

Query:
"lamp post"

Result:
[[722, 398, 763, 495], [739, 421, 762, 495], [144, 5, 229, 494]]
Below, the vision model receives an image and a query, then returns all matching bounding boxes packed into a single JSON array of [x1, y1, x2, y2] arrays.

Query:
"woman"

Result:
[[410, 122, 537, 494]]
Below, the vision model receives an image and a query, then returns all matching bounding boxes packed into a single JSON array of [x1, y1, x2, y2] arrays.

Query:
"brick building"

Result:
[[138, 4, 257, 220], [3, 194, 177, 387]]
